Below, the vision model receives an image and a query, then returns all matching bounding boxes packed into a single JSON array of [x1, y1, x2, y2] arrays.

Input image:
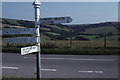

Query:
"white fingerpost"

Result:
[[32, 0, 41, 80]]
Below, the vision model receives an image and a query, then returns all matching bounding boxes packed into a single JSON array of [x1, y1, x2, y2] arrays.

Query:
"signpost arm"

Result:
[[33, 0, 41, 80]]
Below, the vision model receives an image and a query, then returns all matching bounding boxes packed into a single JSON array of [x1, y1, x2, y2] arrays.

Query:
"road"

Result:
[[2, 53, 118, 78]]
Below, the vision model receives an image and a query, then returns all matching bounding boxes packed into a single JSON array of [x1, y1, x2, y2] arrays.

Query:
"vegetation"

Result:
[[2, 77, 118, 80], [2, 40, 119, 55], [2, 18, 119, 40], [1, 18, 120, 55]]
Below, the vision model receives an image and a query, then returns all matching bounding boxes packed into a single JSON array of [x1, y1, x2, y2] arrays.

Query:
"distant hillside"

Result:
[[2, 18, 35, 28], [2, 18, 70, 40], [66, 22, 119, 40], [68, 22, 119, 34], [1, 18, 119, 40]]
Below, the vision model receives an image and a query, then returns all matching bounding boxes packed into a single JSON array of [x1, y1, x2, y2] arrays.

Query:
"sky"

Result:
[[2, 2, 118, 24]]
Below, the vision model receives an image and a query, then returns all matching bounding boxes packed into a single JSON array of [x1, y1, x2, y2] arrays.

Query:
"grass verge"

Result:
[[2, 47, 119, 55], [42, 48, 119, 55], [2, 78, 118, 80]]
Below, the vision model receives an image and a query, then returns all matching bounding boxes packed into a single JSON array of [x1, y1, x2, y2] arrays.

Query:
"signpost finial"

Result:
[[33, 0, 41, 6]]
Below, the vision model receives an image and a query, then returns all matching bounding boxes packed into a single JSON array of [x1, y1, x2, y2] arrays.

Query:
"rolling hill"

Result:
[[1, 18, 119, 40]]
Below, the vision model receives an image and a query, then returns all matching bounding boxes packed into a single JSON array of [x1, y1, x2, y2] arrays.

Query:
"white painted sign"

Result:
[[2, 28, 36, 35], [40, 16, 73, 24], [21, 46, 38, 55], [3, 37, 40, 43]]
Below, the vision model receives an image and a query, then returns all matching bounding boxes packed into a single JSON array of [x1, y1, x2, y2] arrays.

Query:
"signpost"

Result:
[[40, 16, 73, 24], [3, 37, 38, 43], [2, 28, 36, 35], [2, 0, 73, 80], [33, 0, 41, 80], [21, 46, 38, 55]]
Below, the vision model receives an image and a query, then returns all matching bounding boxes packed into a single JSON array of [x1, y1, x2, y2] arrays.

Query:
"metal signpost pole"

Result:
[[33, 0, 41, 80]]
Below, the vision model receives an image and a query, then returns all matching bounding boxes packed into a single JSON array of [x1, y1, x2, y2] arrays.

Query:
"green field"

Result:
[[46, 25, 69, 31], [84, 26, 118, 34], [1, 18, 120, 55], [47, 32, 60, 36], [78, 35, 118, 40]]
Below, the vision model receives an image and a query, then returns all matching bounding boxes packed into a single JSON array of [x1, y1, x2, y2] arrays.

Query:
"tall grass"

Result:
[[2, 40, 119, 55], [41, 40, 119, 49]]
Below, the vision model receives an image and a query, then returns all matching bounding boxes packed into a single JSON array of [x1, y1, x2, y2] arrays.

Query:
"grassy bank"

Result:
[[2, 47, 119, 55], [42, 48, 119, 55], [2, 40, 119, 55], [2, 78, 118, 80], [2, 78, 36, 80]]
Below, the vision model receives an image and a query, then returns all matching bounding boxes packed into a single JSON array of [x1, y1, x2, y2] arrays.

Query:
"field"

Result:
[[84, 26, 118, 34], [2, 39, 120, 55], [45, 40, 119, 48], [3, 40, 119, 49], [1, 18, 120, 55]]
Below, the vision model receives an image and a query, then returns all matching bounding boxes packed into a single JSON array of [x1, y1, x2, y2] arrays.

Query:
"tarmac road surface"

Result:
[[2, 53, 118, 78]]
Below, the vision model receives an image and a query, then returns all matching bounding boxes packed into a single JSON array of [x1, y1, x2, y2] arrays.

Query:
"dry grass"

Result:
[[41, 40, 119, 49], [2, 40, 119, 55], [2, 40, 119, 49]]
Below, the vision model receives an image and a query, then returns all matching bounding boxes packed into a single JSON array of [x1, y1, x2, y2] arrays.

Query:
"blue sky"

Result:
[[2, 2, 118, 24]]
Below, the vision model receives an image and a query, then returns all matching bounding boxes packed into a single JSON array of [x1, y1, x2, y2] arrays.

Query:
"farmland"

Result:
[[1, 18, 120, 55]]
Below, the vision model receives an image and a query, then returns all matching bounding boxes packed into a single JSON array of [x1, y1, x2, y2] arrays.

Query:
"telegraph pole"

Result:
[[33, 0, 41, 80], [104, 35, 107, 49]]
